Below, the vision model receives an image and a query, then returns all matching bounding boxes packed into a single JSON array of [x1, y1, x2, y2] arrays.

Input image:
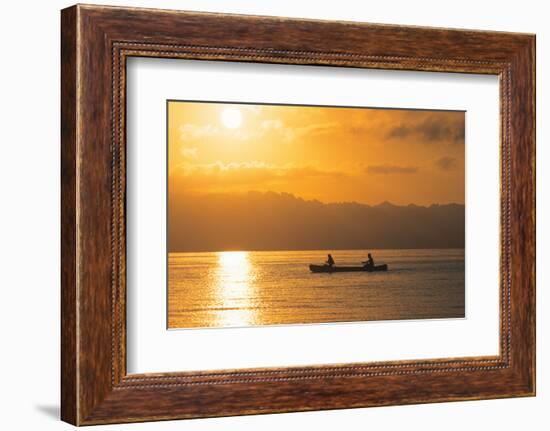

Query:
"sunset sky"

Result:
[[168, 101, 465, 206]]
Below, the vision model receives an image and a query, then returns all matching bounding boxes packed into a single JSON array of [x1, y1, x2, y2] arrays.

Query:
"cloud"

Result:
[[181, 147, 198, 159], [387, 114, 464, 145], [260, 119, 295, 142], [260, 120, 339, 143], [367, 164, 419, 174], [172, 161, 346, 190], [261, 119, 284, 130], [178, 119, 340, 146], [179, 123, 253, 143], [435, 156, 457, 171], [387, 124, 410, 139], [179, 124, 220, 140], [295, 122, 340, 138]]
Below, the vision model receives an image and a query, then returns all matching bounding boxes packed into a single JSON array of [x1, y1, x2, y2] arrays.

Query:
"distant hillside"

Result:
[[168, 191, 465, 252]]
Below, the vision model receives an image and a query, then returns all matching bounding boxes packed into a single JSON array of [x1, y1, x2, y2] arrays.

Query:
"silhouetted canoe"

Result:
[[309, 264, 388, 273]]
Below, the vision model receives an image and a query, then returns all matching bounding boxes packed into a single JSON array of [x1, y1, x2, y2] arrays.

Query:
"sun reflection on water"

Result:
[[214, 251, 257, 327]]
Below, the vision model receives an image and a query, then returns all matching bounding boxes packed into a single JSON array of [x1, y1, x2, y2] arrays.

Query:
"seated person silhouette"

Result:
[[326, 254, 335, 267], [363, 253, 374, 268]]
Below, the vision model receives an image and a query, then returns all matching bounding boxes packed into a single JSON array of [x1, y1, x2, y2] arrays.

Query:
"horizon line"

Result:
[[170, 190, 466, 208]]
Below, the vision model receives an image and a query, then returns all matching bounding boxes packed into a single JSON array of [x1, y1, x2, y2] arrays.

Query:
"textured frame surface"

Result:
[[61, 4, 535, 425]]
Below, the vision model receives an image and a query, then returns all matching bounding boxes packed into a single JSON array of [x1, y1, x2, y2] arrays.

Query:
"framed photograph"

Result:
[[165, 100, 466, 330], [61, 4, 535, 425]]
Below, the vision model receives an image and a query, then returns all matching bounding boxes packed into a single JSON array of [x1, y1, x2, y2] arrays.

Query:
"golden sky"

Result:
[[168, 101, 464, 206]]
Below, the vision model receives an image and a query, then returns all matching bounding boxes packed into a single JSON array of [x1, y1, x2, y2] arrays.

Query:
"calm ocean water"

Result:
[[168, 249, 465, 329]]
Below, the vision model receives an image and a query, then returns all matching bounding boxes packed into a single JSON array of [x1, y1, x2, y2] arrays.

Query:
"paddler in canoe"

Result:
[[309, 252, 388, 273], [362, 253, 375, 269]]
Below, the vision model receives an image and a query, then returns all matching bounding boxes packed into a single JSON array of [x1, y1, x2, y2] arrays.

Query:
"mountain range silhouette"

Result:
[[168, 191, 465, 252]]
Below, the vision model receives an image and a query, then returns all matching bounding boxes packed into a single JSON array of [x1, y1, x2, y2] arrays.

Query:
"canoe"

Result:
[[309, 264, 388, 273]]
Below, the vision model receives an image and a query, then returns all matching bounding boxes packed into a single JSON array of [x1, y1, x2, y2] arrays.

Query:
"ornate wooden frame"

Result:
[[61, 4, 535, 425]]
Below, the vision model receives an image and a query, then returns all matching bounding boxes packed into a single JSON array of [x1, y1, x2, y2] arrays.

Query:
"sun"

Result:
[[221, 107, 242, 129]]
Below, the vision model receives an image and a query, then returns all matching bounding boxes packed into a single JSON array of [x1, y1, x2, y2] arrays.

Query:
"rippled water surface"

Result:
[[168, 249, 464, 329]]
